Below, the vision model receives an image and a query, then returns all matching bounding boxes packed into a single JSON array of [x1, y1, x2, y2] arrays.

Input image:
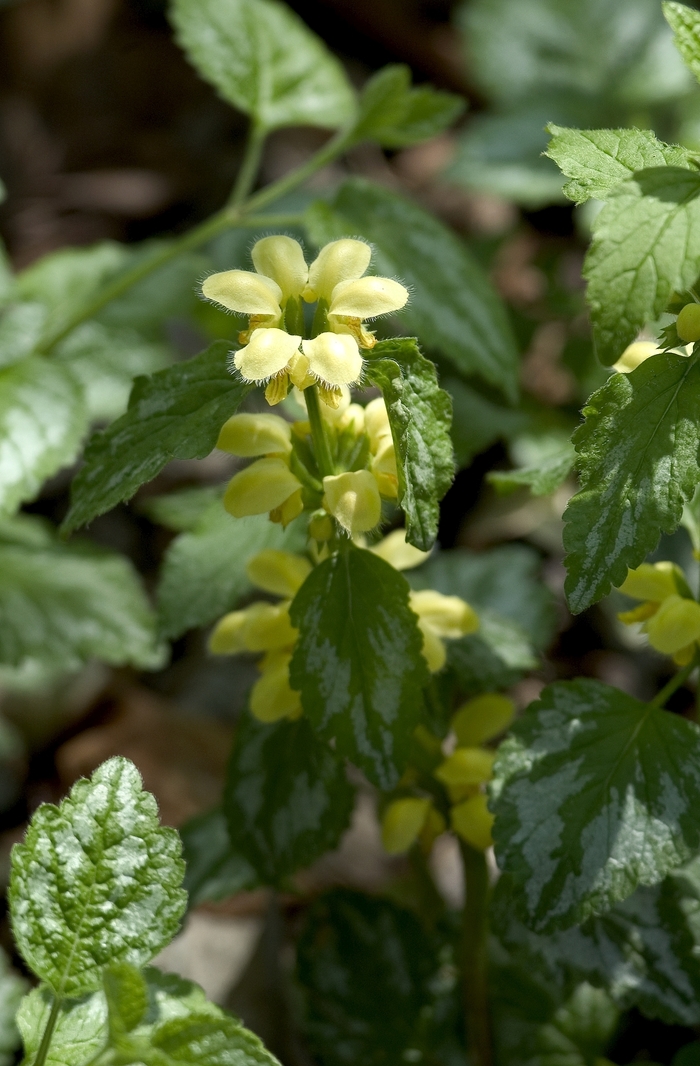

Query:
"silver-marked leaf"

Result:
[[0, 357, 87, 516], [305, 179, 520, 400], [564, 351, 700, 613], [0, 515, 164, 672], [365, 338, 454, 551], [180, 808, 259, 907], [289, 545, 429, 790], [9, 757, 187, 997], [148, 1012, 280, 1066], [17, 986, 108, 1066], [224, 714, 354, 885], [491, 679, 700, 932], [170, 0, 355, 132], [0, 302, 46, 369], [585, 167, 700, 366], [0, 949, 25, 1066], [546, 125, 693, 205], [664, 2, 700, 85]]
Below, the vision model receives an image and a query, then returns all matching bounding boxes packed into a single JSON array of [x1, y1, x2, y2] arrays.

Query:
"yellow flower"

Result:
[[364, 396, 393, 452], [645, 595, 700, 656], [304, 239, 372, 302], [208, 601, 297, 654], [250, 652, 302, 723], [452, 693, 515, 748], [245, 549, 312, 598], [371, 439, 399, 498], [322, 470, 382, 534], [301, 332, 364, 397], [223, 457, 302, 519], [451, 793, 494, 851], [217, 412, 292, 457], [369, 528, 430, 571], [381, 797, 432, 855], [618, 561, 683, 603], [617, 561, 700, 663], [409, 589, 479, 672], [435, 747, 494, 803], [613, 341, 660, 373]]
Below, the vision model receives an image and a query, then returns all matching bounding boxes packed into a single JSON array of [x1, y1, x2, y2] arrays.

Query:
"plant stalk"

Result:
[[304, 384, 334, 478], [229, 121, 267, 207], [460, 842, 492, 1066], [650, 654, 700, 709], [34, 994, 62, 1066], [34, 126, 353, 357]]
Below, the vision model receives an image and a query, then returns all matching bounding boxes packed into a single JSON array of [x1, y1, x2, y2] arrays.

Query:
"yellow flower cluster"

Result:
[[209, 531, 479, 723], [202, 236, 408, 407], [216, 395, 403, 535], [617, 561, 700, 665], [381, 692, 514, 854]]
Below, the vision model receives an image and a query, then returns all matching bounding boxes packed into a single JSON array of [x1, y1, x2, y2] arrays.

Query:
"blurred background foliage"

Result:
[[2, 1, 700, 1065]]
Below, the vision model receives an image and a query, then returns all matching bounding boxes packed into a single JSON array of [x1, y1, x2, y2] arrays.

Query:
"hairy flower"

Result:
[[617, 561, 700, 664]]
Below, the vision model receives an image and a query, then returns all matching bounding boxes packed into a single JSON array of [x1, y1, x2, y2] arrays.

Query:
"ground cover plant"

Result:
[[8, 0, 700, 1065]]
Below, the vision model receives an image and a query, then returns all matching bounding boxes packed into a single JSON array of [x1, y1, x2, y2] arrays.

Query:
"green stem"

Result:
[[229, 121, 267, 207], [460, 842, 492, 1066], [304, 384, 334, 478], [650, 654, 700, 709], [34, 995, 62, 1066], [34, 126, 353, 356]]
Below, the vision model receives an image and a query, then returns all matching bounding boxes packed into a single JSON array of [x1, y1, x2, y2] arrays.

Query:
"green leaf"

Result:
[[365, 338, 454, 551], [63, 341, 251, 534], [305, 179, 519, 400], [57, 322, 170, 423], [489, 439, 575, 497], [17, 986, 108, 1066], [493, 858, 700, 1028], [169, 0, 355, 133], [296, 890, 462, 1066], [0, 515, 163, 671], [664, 2, 700, 85], [224, 713, 354, 885], [546, 125, 693, 205], [9, 757, 187, 996], [585, 167, 700, 366], [157, 506, 306, 639], [0, 302, 46, 369], [0, 357, 87, 517], [147, 1012, 280, 1066], [289, 545, 430, 790], [445, 377, 529, 468], [675, 1044, 700, 1066], [491, 679, 700, 932], [351, 65, 464, 148], [563, 351, 700, 613], [142, 485, 225, 532], [180, 808, 259, 907], [0, 949, 25, 1066], [104, 963, 149, 1038], [447, 636, 524, 696]]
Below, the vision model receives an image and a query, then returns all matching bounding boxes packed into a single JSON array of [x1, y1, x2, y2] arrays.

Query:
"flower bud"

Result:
[[251, 236, 308, 302], [435, 748, 494, 789], [410, 590, 479, 639], [288, 351, 315, 390], [309, 512, 334, 541], [250, 653, 302, 723], [305, 239, 372, 302], [328, 276, 409, 321], [302, 333, 363, 386], [381, 797, 431, 855], [224, 457, 301, 518], [371, 439, 398, 498], [240, 602, 297, 651], [246, 549, 312, 598], [645, 594, 700, 655], [208, 611, 247, 654], [370, 529, 429, 571], [364, 397, 392, 452], [337, 403, 366, 434], [417, 619, 447, 673], [322, 470, 382, 533], [233, 328, 301, 384], [202, 270, 282, 317], [451, 794, 494, 851], [618, 561, 683, 602], [217, 412, 291, 457], [452, 694, 515, 748]]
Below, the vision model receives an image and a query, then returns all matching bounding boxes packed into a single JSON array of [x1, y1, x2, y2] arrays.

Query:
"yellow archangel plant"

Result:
[[208, 530, 479, 724], [216, 395, 404, 535], [201, 235, 409, 408], [616, 561, 700, 665]]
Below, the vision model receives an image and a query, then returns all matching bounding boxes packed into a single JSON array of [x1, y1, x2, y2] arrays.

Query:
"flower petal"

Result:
[[329, 276, 408, 319], [618, 561, 683, 602], [451, 794, 494, 851], [252, 236, 309, 301], [410, 589, 479, 639], [370, 529, 429, 571], [224, 457, 301, 518], [202, 269, 282, 315], [322, 469, 381, 533], [233, 328, 301, 383], [217, 412, 292, 456], [301, 332, 363, 386], [246, 549, 312, 598], [381, 797, 432, 855], [306, 238, 372, 302], [250, 653, 302, 723], [240, 601, 298, 652], [645, 594, 700, 655]]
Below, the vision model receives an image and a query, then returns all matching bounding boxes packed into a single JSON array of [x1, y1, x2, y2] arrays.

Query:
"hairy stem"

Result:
[[35, 126, 352, 356], [460, 842, 492, 1066], [33, 994, 62, 1066], [650, 654, 700, 709], [304, 384, 334, 479], [229, 121, 267, 207]]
